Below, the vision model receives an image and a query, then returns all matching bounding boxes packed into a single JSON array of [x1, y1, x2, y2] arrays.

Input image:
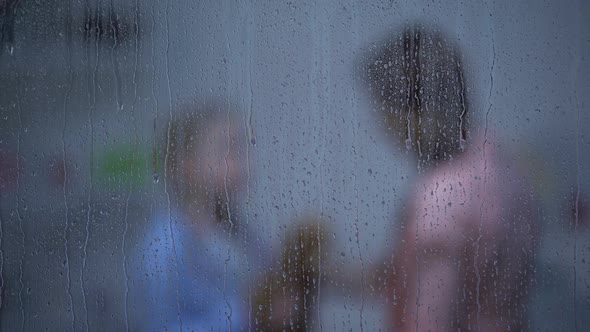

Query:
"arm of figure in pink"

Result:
[[404, 214, 459, 329], [394, 172, 471, 331]]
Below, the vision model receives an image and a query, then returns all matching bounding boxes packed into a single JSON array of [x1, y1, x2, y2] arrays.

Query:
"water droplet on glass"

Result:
[[405, 138, 412, 150], [153, 172, 159, 183]]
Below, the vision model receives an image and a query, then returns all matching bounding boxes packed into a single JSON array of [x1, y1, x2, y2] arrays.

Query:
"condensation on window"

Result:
[[0, 0, 588, 331]]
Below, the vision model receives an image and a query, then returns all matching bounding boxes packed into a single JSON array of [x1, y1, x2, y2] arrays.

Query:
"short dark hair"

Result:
[[359, 23, 469, 169]]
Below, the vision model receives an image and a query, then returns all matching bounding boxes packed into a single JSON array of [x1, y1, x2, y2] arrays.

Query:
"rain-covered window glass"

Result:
[[0, 0, 588, 330]]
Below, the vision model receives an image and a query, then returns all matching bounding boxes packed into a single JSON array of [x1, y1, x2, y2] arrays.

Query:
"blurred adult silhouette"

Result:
[[359, 24, 538, 331], [131, 99, 265, 331]]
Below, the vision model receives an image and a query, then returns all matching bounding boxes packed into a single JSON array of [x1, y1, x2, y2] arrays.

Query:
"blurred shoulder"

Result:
[[407, 155, 489, 245], [135, 210, 183, 276]]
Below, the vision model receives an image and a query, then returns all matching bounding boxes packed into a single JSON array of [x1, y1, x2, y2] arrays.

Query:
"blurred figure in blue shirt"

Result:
[[131, 99, 264, 331]]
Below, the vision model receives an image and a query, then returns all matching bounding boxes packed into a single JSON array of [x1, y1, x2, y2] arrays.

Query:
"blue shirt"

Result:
[[132, 210, 255, 331]]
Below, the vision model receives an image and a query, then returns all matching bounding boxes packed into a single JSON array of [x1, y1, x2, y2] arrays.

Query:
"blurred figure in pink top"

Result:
[[359, 24, 538, 331]]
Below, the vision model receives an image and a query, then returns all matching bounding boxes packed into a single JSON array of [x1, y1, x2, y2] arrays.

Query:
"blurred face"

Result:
[[185, 117, 246, 197]]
